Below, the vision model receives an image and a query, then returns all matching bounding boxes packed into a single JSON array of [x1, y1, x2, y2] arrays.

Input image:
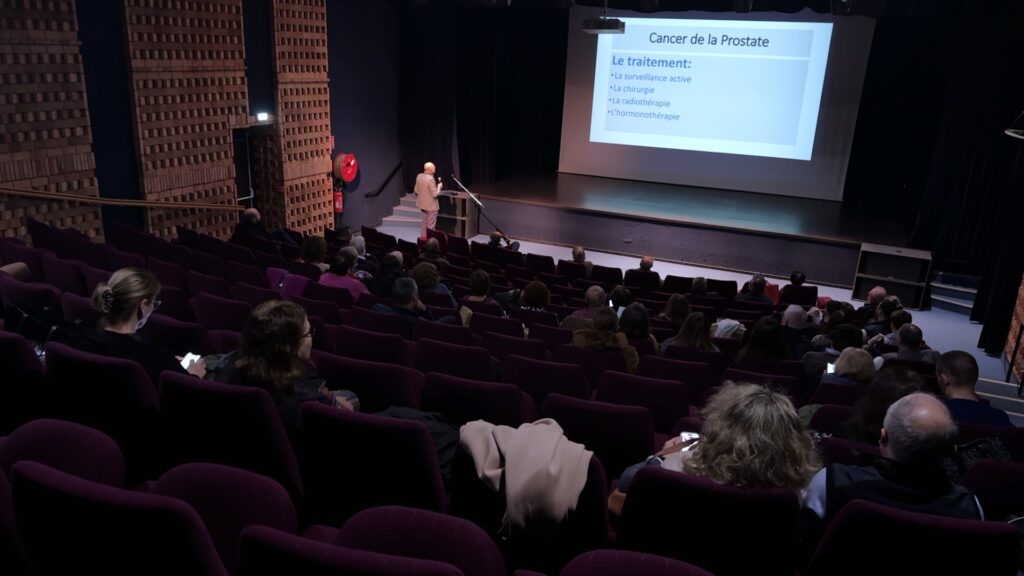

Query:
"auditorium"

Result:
[[2, 0, 1024, 574]]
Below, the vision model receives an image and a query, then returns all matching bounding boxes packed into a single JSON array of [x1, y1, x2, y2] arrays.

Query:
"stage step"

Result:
[[380, 192, 421, 231], [929, 272, 979, 315]]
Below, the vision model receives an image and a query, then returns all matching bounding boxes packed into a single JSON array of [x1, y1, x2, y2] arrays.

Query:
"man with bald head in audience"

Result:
[[804, 392, 984, 526], [937, 351, 1012, 427], [415, 162, 442, 241], [560, 285, 607, 330], [873, 323, 940, 370]]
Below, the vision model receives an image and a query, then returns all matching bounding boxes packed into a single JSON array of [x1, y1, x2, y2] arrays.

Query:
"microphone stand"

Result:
[[450, 174, 516, 248]]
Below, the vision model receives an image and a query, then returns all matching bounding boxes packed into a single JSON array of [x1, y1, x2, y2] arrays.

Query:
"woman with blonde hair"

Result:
[[832, 347, 876, 385], [76, 267, 205, 382], [610, 383, 820, 513]]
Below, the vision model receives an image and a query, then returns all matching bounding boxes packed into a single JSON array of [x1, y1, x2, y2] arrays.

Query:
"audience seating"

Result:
[[469, 312, 524, 337], [305, 282, 355, 309], [0, 419, 125, 488], [721, 368, 802, 403], [45, 342, 160, 485], [413, 317, 482, 346], [806, 499, 1019, 576], [350, 306, 411, 338], [12, 461, 229, 576], [226, 261, 267, 288], [187, 271, 230, 299], [238, 525, 461, 576], [808, 378, 868, 406], [560, 550, 714, 576], [138, 313, 209, 357], [422, 372, 537, 427], [961, 459, 1024, 520], [483, 330, 549, 361], [287, 294, 345, 325], [40, 255, 86, 296], [502, 354, 590, 405], [541, 394, 656, 481], [528, 323, 574, 354], [0, 331, 46, 434], [510, 306, 559, 328], [310, 350, 424, 412], [229, 282, 280, 308], [663, 346, 728, 383], [190, 294, 251, 331], [416, 338, 496, 381], [636, 356, 716, 404], [147, 257, 187, 288], [331, 324, 414, 367], [296, 403, 446, 526], [460, 298, 505, 317], [619, 466, 801, 576], [158, 371, 304, 504], [816, 436, 880, 467], [595, 371, 691, 435], [808, 404, 856, 436], [59, 292, 97, 324], [555, 344, 628, 388], [190, 250, 224, 278]]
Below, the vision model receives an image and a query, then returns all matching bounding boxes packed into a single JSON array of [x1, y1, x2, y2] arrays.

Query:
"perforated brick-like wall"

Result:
[[123, 0, 248, 239], [270, 0, 332, 236], [1007, 275, 1024, 382], [0, 0, 103, 241]]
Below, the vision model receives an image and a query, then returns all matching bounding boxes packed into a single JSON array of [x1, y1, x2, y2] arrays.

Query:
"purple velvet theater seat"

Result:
[[483, 331, 549, 361], [190, 293, 251, 331], [296, 403, 446, 526], [619, 466, 801, 576], [334, 505, 506, 576], [422, 372, 537, 427], [595, 371, 690, 435], [310, 350, 424, 413], [502, 354, 590, 407], [0, 330, 46, 434], [0, 419, 124, 488], [158, 371, 303, 504], [331, 324, 413, 367], [636, 356, 715, 405], [413, 317, 482, 347], [237, 525, 461, 576], [12, 461, 228, 576], [416, 338, 496, 382], [151, 463, 297, 574], [807, 499, 1019, 576], [561, 550, 714, 576]]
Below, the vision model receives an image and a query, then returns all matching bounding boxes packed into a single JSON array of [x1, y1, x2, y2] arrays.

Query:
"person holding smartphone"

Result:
[[608, 383, 820, 516], [76, 267, 205, 384]]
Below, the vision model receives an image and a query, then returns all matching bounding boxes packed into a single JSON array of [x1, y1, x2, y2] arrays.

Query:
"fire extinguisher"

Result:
[[333, 188, 343, 213]]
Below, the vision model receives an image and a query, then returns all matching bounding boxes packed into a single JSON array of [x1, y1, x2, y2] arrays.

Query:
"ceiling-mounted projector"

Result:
[[582, 17, 624, 34]]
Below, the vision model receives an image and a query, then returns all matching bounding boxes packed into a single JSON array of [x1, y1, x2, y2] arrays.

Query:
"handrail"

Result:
[[0, 185, 244, 212]]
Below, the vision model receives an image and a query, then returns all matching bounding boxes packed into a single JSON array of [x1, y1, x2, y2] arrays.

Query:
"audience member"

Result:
[[867, 308, 913, 352], [736, 316, 789, 363], [690, 276, 708, 295], [656, 293, 690, 325], [371, 277, 431, 330], [76, 268, 203, 383], [804, 393, 982, 530], [211, 300, 352, 437], [301, 236, 330, 273], [319, 249, 369, 301], [463, 269, 501, 306], [937, 351, 1012, 426], [624, 256, 662, 289], [825, 347, 877, 387], [561, 285, 607, 330], [781, 304, 815, 359], [610, 384, 820, 514], [802, 323, 864, 383], [779, 270, 808, 305], [231, 207, 297, 247], [418, 237, 448, 272], [618, 302, 658, 348], [661, 311, 719, 354], [873, 324, 940, 370], [518, 280, 550, 311], [609, 285, 632, 316], [411, 262, 457, 308], [837, 366, 921, 445], [373, 252, 407, 297], [571, 245, 593, 277], [349, 235, 378, 275], [864, 296, 903, 339], [859, 285, 888, 323], [571, 306, 638, 373], [736, 274, 772, 306]]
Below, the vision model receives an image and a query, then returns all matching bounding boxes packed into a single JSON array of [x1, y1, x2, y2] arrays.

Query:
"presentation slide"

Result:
[[590, 18, 833, 161]]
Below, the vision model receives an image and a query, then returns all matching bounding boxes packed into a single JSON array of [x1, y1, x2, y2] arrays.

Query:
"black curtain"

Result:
[[398, 4, 569, 187]]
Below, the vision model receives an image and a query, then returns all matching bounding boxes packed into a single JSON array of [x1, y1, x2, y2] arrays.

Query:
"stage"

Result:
[[471, 173, 910, 287]]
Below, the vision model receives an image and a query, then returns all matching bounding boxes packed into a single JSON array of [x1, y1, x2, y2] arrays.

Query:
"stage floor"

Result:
[[474, 173, 909, 246]]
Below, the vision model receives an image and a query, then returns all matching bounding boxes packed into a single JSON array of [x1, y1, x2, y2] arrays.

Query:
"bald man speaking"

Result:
[[415, 162, 442, 241]]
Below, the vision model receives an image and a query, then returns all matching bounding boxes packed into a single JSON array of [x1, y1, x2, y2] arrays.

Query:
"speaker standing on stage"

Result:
[[415, 162, 441, 241]]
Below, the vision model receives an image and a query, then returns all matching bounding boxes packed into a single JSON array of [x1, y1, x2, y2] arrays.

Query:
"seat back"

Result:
[[0, 331, 46, 434], [510, 306, 559, 328], [555, 344, 628, 388], [636, 356, 715, 404], [816, 436, 881, 467], [413, 317, 481, 346], [721, 368, 802, 404], [238, 526, 461, 576], [808, 404, 856, 436], [422, 372, 537, 427], [287, 294, 344, 325], [190, 294, 251, 331], [45, 342, 159, 485], [0, 419, 124, 488], [147, 257, 187, 288], [808, 377, 867, 406], [961, 459, 1024, 521], [596, 371, 690, 435], [12, 461, 227, 576], [483, 331, 549, 361], [469, 312, 523, 337], [152, 463, 297, 574], [305, 282, 354, 309], [41, 255, 86, 295], [779, 284, 818, 306], [311, 350, 424, 413], [226, 261, 266, 288], [561, 550, 714, 576], [350, 306, 411, 338], [331, 324, 412, 366], [334, 506, 506, 576], [139, 313, 209, 357], [662, 346, 728, 383], [158, 372, 303, 503], [620, 466, 800, 576], [416, 338, 495, 381], [296, 403, 446, 525], [187, 270, 230, 298], [229, 282, 280, 308], [527, 323, 575, 354], [60, 292, 98, 325], [807, 499, 1019, 576], [502, 354, 590, 405], [459, 298, 505, 317], [540, 394, 654, 481]]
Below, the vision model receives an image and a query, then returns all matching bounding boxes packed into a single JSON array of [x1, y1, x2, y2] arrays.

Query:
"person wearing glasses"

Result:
[[81, 267, 206, 383], [210, 300, 355, 437]]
